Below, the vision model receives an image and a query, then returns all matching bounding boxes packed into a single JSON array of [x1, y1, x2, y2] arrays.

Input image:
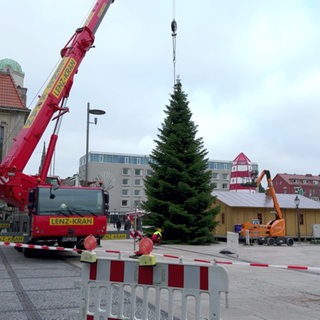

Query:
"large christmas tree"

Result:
[[143, 79, 219, 244]]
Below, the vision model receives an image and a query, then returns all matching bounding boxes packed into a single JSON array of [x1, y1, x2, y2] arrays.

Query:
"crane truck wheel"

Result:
[[286, 238, 294, 246], [23, 248, 35, 258], [267, 237, 275, 246]]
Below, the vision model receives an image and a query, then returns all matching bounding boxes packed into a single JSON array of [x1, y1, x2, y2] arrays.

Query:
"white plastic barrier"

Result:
[[72, 256, 229, 320], [226, 231, 239, 251]]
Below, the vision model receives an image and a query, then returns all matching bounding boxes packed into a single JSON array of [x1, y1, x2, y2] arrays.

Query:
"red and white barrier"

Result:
[[0, 241, 78, 252], [213, 260, 320, 272], [130, 230, 143, 239], [1, 240, 320, 272], [72, 257, 229, 320]]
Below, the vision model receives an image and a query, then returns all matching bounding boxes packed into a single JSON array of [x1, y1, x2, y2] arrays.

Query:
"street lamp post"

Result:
[[85, 102, 105, 186], [294, 195, 301, 243], [133, 200, 141, 252]]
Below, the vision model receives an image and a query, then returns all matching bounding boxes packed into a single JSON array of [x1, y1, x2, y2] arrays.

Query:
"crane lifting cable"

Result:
[[171, 0, 177, 86]]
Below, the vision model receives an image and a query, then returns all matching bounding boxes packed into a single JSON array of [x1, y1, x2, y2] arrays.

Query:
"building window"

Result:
[[212, 173, 219, 179], [134, 179, 141, 186], [222, 173, 229, 180], [99, 154, 104, 163], [222, 183, 228, 189], [299, 213, 304, 225], [146, 169, 152, 176], [313, 180, 319, 185], [257, 213, 262, 224], [134, 189, 141, 196], [133, 200, 141, 208], [121, 200, 128, 207], [122, 168, 130, 175], [134, 169, 142, 176], [221, 212, 225, 224], [122, 178, 130, 185], [121, 189, 129, 196]]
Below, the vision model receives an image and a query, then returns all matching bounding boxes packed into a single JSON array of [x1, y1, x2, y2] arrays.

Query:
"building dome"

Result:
[[0, 58, 24, 74]]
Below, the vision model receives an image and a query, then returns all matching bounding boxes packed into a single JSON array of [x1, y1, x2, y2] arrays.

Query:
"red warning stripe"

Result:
[[89, 262, 97, 280], [287, 265, 308, 270], [200, 266, 209, 290], [168, 264, 184, 288], [110, 260, 125, 282], [138, 266, 154, 285]]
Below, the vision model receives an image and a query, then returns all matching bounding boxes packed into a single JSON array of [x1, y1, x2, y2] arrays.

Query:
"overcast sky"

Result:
[[3, 1, 320, 179]]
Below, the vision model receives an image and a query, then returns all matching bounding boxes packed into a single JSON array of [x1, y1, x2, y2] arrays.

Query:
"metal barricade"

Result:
[[72, 256, 229, 320]]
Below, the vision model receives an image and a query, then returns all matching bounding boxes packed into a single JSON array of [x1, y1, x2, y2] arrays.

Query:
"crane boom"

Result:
[[0, 0, 114, 209]]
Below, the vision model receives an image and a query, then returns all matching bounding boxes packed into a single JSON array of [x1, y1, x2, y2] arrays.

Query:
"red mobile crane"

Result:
[[0, 0, 114, 256], [240, 170, 294, 246]]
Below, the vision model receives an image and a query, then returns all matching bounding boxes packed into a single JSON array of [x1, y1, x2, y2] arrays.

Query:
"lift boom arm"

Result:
[[253, 169, 283, 220]]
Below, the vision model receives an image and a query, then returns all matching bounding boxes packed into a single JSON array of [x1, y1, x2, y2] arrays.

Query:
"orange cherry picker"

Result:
[[240, 170, 294, 246]]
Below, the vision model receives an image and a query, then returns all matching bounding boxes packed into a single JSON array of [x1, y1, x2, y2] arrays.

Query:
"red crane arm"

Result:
[[0, 0, 114, 209]]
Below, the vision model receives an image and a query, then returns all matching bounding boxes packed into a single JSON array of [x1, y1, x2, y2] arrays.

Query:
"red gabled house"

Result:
[[273, 173, 320, 201]]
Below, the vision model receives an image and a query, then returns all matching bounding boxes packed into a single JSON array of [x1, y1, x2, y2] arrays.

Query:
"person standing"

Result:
[[124, 218, 131, 230], [116, 219, 121, 231]]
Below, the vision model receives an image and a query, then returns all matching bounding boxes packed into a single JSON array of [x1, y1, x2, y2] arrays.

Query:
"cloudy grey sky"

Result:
[[3, 1, 320, 179]]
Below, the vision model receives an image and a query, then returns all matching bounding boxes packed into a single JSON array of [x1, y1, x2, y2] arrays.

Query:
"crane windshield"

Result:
[[36, 187, 105, 216]]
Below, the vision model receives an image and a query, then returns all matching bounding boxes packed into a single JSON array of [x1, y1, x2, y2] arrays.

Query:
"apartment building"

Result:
[[78, 151, 258, 214]]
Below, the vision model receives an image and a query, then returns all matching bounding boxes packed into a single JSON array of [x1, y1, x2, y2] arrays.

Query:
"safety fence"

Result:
[[71, 256, 229, 320]]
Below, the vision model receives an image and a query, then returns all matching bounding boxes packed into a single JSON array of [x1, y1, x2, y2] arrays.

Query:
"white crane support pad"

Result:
[[72, 256, 229, 320]]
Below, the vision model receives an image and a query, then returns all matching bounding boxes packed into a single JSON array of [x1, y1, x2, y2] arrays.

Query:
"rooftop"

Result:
[[213, 190, 320, 210], [0, 72, 25, 109]]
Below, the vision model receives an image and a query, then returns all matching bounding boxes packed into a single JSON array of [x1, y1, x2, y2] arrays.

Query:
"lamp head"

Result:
[[294, 195, 300, 207]]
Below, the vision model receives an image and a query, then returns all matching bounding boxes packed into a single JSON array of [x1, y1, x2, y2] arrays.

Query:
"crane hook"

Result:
[[171, 19, 177, 36]]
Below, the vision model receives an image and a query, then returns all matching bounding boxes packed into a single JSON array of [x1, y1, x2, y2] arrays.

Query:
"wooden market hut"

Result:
[[211, 191, 320, 240]]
